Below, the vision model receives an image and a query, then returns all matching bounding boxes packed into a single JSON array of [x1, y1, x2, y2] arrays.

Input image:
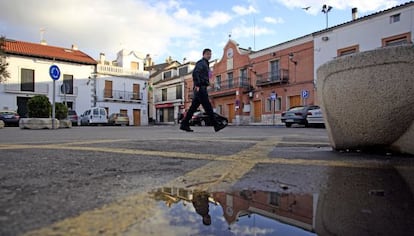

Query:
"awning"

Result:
[[155, 103, 174, 108]]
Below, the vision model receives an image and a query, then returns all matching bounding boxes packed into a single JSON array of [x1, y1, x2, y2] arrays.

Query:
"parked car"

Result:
[[108, 113, 129, 126], [0, 110, 20, 126], [189, 111, 214, 126], [306, 108, 325, 127], [80, 107, 108, 126], [281, 105, 320, 127], [67, 110, 79, 126]]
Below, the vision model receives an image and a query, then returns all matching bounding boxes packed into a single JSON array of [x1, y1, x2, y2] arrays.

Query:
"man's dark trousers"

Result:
[[181, 86, 216, 126]]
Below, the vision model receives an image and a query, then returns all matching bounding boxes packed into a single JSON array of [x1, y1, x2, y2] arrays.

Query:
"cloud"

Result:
[[231, 24, 274, 39], [263, 16, 285, 24], [232, 5, 258, 15], [173, 8, 232, 28], [272, 0, 403, 15]]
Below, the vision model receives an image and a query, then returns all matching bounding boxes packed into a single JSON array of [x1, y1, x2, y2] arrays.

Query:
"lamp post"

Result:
[[322, 4, 333, 29]]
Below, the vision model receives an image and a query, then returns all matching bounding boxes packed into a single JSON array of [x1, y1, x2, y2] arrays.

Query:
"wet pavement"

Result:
[[0, 125, 413, 235]]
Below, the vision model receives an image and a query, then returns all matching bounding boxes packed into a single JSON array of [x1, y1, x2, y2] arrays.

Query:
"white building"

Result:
[[314, 2, 414, 87], [95, 49, 150, 126], [152, 62, 195, 124], [1, 39, 96, 117]]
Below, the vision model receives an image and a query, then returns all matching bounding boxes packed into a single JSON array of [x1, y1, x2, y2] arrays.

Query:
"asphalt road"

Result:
[[0, 125, 413, 236]]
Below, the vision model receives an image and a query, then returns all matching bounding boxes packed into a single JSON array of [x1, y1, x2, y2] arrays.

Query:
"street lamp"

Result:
[[322, 4, 333, 29]]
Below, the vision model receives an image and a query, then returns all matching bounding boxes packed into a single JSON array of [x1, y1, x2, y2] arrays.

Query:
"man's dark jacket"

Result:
[[192, 58, 210, 87]]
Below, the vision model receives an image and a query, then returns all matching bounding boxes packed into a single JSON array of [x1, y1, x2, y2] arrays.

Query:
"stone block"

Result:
[[317, 45, 414, 154], [59, 120, 72, 128], [19, 118, 60, 129], [0, 120, 4, 129]]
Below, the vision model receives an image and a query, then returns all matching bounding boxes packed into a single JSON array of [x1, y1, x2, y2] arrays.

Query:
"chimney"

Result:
[[71, 44, 78, 50], [99, 53, 105, 64], [352, 8, 358, 20], [40, 39, 47, 45], [145, 54, 153, 67]]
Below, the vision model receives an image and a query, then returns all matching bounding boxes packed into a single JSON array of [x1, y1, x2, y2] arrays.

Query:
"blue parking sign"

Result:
[[301, 90, 309, 99]]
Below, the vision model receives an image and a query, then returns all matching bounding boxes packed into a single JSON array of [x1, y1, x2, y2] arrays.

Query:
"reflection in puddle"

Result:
[[149, 188, 317, 236]]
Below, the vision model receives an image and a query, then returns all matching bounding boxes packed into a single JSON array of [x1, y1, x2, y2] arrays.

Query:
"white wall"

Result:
[[314, 5, 414, 81], [0, 55, 94, 116]]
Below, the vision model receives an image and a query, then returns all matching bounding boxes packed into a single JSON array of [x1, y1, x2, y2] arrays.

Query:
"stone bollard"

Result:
[[0, 120, 4, 129], [317, 45, 414, 155], [19, 118, 60, 129]]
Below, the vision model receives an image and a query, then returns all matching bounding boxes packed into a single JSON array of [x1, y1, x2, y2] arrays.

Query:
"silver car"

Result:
[[306, 108, 325, 127], [281, 105, 320, 127]]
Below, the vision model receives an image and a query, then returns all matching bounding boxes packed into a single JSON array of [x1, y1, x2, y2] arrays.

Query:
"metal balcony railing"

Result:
[[3, 83, 49, 94], [103, 89, 143, 101], [97, 64, 150, 77], [208, 76, 250, 93], [256, 69, 289, 86], [58, 86, 78, 96]]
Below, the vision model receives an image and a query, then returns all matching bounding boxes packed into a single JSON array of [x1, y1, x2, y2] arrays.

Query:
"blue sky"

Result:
[[0, 0, 409, 63]]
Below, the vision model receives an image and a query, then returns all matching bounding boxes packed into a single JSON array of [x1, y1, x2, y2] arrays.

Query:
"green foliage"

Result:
[[0, 36, 10, 83], [27, 95, 51, 118], [55, 103, 68, 120]]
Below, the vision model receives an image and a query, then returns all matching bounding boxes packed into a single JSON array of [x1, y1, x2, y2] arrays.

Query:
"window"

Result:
[[179, 66, 188, 76], [163, 71, 172, 80], [270, 60, 280, 81], [390, 13, 400, 23], [269, 192, 280, 206], [275, 97, 282, 111], [240, 68, 247, 86], [176, 85, 182, 99], [337, 45, 359, 57], [227, 72, 233, 88], [63, 74, 74, 94], [162, 88, 167, 101], [215, 75, 221, 91], [382, 32, 411, 47], [265, 99, 272, 112], [21, 68, 34, 92]]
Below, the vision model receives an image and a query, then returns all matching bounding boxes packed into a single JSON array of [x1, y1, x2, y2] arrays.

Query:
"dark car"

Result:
[[0, 111, 20, 126], [67, 110, 79, 126], [189, 111, 212, 126], [281, 105, 320, 127]]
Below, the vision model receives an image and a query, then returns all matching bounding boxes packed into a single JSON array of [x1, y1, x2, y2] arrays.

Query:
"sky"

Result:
[[0, 0, 409, 64]]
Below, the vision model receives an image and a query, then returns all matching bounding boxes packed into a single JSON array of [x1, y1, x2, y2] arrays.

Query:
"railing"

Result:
[[256, 69, 289, 86], [3, 83, 49, 94], [103, 89, 143, 101], [97, 64, 150, 78], [208, 76, 250, 93], [58, 86, 78, 96]]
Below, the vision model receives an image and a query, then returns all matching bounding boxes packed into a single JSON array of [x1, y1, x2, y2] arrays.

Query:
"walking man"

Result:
[[180, 48, 225, 132]]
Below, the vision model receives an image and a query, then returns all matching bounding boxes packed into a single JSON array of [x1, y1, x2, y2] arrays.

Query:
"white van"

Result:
[[80, 107, 108, 126]]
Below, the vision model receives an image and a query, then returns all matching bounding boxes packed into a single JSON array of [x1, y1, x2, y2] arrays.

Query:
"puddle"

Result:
[[144, 188, 317, 236]]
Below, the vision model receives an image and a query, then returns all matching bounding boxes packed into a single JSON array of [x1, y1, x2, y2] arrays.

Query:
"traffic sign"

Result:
[[270, 92, 277, 101], [49, 65, 61, 80], [301, 90, 309, 99]]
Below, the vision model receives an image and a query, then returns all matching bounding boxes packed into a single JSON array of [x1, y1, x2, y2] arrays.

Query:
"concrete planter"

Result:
[[59, 120, 72, 128], [0, 120, 4, 129], [19, 118, 60, 129], [317, 45, 414, 154]]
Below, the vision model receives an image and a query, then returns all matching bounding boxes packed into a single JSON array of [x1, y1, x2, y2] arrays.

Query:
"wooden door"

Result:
[[289, 95, 301, 108], [104, 80, 113, 98], [133, 109, 141, 126], [133, 84, 140, 100], [253, 100, 261, 122], [228, 103, 235, 123]]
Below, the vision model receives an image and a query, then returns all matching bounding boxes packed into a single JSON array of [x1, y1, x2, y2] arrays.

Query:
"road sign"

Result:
[[49, 65, 61, 80], [301, 90, 309, 99], [270, 92, 277, 101]]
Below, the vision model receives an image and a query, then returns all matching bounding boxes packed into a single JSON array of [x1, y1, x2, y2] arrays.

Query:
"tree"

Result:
[[0, 36, 10, 83], [55, 103, 68, 120], [27, 95, 51, 118]]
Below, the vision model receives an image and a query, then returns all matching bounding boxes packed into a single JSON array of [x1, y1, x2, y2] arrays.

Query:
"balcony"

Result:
[[208, 76, 250, 94], [58, 86, 78, 97], [3, 83, 49, 95], [97, 64, 149, 78], [256, 69, 289, 86], [103, 89, 143, 102]]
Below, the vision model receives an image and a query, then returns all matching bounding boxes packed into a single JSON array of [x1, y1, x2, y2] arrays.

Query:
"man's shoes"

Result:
[[214, 123, 226, 132], [180, 124, 194, 132]]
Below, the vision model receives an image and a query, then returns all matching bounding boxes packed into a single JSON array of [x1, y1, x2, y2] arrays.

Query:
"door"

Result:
[[133, 84, 140, 100], [228, 103, 235, 123], [253, 100, 261, 122], [17, 97, 30, 118], [104, 80, 113, 98], [289, 95, 301, 108], [133, 109, 141, 126]]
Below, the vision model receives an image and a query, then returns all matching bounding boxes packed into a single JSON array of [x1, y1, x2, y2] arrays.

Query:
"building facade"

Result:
[[94, 50, 150, 126], [0, 39, 96, 117]]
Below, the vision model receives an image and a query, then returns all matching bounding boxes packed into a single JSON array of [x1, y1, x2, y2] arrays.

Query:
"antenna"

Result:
[[253, 16, 256, 50]]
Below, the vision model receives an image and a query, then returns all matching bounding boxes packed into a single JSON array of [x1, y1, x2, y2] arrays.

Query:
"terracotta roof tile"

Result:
[[4, 39, 97, 65]]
